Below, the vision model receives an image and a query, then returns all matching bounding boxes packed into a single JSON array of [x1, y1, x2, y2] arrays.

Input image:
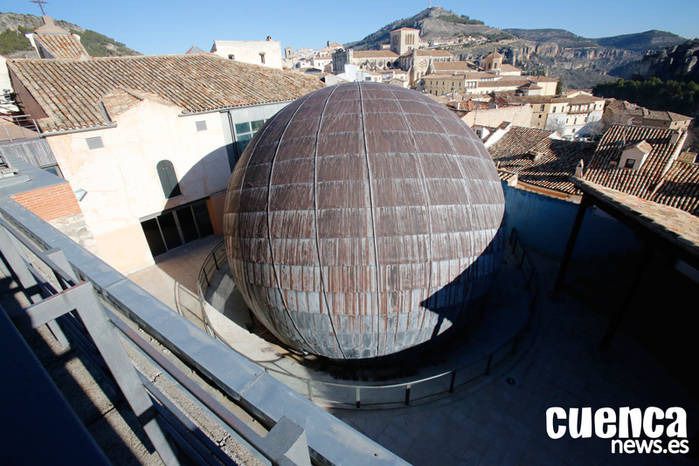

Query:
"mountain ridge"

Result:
[[344, 7, 687, 89]]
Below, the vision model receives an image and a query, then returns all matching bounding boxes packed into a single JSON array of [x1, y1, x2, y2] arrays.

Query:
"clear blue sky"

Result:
[[4, 0, 698, 55]]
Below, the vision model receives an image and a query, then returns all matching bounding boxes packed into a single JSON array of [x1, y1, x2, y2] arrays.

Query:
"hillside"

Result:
[[610, 39, 699, 81], [504, 28, 597, 48], [0, 12, 138, 57], [345, 7, 686, 89], [346, 7, 510, 50], [595, 30, 686, 52]]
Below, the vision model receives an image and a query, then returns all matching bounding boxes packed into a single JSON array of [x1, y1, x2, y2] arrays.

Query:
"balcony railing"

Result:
[[0, 198, 406, 466]]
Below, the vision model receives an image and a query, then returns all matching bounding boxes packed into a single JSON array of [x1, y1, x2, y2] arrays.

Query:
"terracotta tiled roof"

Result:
[[477, 77, 530, 88], [34, 33, 89, 60], [431, 61, 474, 72], [415, 49, 452, 57], [489, 126, 594, 195], [583, 125, 686, 198], [488, 127, 553, 158], [649, 160, 699, 215], [8, 54, 323, 133], [352, 50, 399, 59], [500, 64, 520, 72]]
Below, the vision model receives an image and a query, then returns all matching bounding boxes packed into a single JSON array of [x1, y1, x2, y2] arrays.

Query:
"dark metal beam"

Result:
[[554, 194, 590, 294], [600, 244, 651, 349]]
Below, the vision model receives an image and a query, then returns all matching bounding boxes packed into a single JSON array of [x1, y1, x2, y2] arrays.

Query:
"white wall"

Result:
[[46, 99, 291, 274], [462, 105, 533, 128], [45, 100, 238, 272], [212, 40, 283, 69], [0, 56, 19, 112]]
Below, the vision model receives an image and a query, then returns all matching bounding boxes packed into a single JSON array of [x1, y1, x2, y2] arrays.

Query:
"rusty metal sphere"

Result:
[[223, 82, 504, 359]]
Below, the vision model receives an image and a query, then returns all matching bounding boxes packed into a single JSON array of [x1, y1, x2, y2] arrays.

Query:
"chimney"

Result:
[[266, 35, 272, 41], [575, 159, 584, 178]]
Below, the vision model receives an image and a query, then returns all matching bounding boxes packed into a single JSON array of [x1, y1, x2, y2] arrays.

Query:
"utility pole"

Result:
[[31, 0, 48, 16]]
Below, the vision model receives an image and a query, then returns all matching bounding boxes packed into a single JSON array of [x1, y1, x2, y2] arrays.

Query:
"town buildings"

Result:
[[7, 54, 320, 273], [210, 37, 283, 69], [422, 73, 557, 97], [487, 125, 595, 200], [500, 91, 606, 138], [484, 120, 698, 212], [602, 99, 693, 132]]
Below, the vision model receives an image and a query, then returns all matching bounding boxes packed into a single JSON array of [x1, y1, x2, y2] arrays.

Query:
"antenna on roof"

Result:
[[30, 0, 48, 16]]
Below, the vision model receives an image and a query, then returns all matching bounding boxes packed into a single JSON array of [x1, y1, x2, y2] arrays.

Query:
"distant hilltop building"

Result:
[[332, 26, 454, 86], [389, 27, 420, 55], [211, 37, 283, 69]]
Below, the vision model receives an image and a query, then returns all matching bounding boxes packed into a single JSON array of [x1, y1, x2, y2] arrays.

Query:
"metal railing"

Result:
[[0, 114, 40, 142], [197, 229, 538, 409], [0, 199, 405, 465]]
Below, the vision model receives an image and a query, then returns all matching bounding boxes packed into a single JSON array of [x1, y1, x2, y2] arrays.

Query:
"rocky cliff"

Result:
[[610, 39, 699, 81]]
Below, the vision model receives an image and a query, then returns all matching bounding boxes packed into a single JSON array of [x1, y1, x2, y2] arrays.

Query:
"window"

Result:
[[259, 52, 266, 64], [156, 160, 181, 198], [195, 120, 207, 131], [140, 199, 214, 257], [233, 119, 265, 161], [624, 158, 636, 169], [86, 136, 104, 150], [42, 164, 63, 179], [228, 54, 235, 60]]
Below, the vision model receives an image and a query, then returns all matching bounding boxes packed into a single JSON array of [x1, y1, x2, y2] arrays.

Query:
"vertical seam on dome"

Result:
[[266, 94, 317, 353], [426, 104, 478, 320], [388, 87, 434, 347], [312, 85, 346, 358], [357, 82, 383, 357]]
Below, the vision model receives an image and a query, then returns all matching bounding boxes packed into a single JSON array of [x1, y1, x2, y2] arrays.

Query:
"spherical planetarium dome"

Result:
[[223, 82, 505, 360]]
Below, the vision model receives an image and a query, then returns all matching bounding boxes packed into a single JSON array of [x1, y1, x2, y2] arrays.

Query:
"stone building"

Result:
[[503, 92, 606, 137], [331, 48, 399, 74], [389, 27, 420, 55]]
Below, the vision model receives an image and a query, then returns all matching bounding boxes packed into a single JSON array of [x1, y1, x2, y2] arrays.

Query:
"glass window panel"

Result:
[[141, 218, 166, 256], [192, 201, 213, 237], [235, 122, 251, 134], [177, 206, 199, 242], [251, 120, 265, 131], [158, 212, 182, 250]]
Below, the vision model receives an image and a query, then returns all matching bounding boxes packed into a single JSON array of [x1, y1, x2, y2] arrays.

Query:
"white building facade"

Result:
[[211, 38, 283, 69]]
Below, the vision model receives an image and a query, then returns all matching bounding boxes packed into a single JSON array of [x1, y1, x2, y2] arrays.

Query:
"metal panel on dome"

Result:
[[223, 82, 505, 359]]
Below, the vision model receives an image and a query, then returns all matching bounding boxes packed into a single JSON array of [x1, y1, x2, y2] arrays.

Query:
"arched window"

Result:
[[157, 160, 181, 198]]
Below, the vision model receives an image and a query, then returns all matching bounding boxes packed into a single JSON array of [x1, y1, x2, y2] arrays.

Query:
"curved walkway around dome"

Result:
[[191, 230, 539, 409]]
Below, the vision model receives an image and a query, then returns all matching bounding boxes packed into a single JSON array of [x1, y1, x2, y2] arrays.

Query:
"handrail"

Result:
[[1, 199, 406, 465], [197, 228, 539, 408]]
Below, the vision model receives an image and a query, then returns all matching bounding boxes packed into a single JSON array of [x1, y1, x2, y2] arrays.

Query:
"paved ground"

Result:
[[128, 235, 222, 310]]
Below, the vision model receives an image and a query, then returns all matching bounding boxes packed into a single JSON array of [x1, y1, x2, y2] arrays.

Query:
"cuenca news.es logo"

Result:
[[546, 407, 690, 455]]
